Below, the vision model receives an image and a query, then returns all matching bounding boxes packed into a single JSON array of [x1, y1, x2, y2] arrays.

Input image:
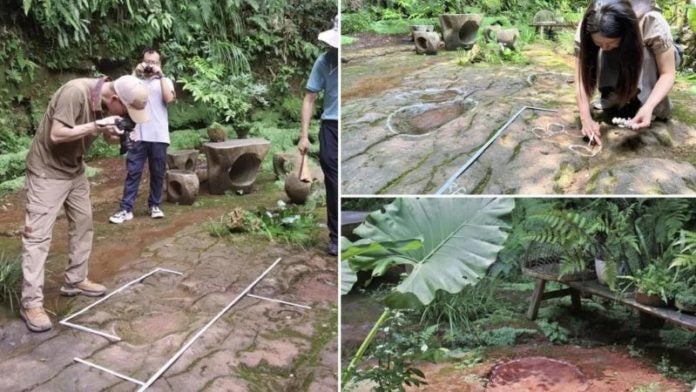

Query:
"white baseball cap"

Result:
[[113, 75, 149, 123], [318, 15, 339, 49]]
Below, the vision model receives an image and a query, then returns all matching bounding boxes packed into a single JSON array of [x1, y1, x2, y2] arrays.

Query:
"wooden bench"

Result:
[[523, 267, 696, 332]]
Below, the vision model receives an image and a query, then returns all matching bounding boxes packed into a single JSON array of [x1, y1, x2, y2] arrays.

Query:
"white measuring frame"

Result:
[[66, 257, 312, 390], [60, 267, 184, 342]]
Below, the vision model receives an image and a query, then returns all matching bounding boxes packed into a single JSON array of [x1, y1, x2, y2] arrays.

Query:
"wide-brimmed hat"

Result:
[[113, 75, 149, 123], [318, 15, 339, 49]]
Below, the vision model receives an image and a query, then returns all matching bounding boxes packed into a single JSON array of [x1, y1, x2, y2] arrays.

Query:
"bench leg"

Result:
[[571, 288, 581, 312], [527, 278, 547, 320]]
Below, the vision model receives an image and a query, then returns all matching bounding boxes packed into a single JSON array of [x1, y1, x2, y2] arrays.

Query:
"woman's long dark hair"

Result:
[[579, 0, 643, 105]]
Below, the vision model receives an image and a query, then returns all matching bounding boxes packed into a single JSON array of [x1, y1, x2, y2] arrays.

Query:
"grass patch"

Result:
[[0, 253, 22, 313], [204, 202, 320, 248], [169, 129, 205, 151], [342, 36, 359, 46], [369, 18, 438, 35]]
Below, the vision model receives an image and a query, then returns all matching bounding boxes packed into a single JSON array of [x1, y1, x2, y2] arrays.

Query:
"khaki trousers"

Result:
[[21, 173, 93, 309]]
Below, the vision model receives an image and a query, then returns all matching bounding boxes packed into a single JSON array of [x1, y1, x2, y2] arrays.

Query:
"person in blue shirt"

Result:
[[298, 15, 339, 256]]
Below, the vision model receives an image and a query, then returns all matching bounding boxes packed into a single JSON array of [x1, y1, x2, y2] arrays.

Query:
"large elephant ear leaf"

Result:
[[341, 260, 358, 295], [354, 198, 514, 307]]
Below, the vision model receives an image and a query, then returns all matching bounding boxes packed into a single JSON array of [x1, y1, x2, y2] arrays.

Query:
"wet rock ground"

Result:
[[0, 158, 337, 391], [342, 39, 696, 195]]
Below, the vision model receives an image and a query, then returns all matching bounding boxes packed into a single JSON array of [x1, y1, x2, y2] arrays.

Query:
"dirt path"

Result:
[[0, 158, 337, 391], [403, 345, 691, 392]]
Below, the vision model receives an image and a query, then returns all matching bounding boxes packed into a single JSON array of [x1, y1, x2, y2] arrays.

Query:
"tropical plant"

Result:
[[342, 197, 514, 387], [180, 58, 269, 136], [675, 290, 696, 308], [670, 230, 696, 272], [536, 319, 569, 344], [635, 199, 691, 270], [528, 199, 642, 288], [621, 262, 679, 303], [351, 309, 431, 391]]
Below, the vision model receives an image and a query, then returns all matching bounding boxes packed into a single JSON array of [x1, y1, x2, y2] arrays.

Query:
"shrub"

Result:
[[168, 99, 219, 131], [0, 150, 27, 183], [279, 96, 303, 126], [342, 11, 374, 34], [169, 129, 204, 151], [0, 176, 25, 197], [85, 138, 120, 161]]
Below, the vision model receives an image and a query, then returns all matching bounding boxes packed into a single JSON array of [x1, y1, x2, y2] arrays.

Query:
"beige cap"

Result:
[[114, 75, 149, 123], [318, 15, 339, 49]]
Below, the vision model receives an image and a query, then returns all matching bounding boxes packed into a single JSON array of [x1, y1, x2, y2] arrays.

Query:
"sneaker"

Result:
[[150, 206, 164, 219], [20, 306, 52, 332], [327, 241, 338, 256], [60, 278, 107, 297], [109, 210, 133, 224]]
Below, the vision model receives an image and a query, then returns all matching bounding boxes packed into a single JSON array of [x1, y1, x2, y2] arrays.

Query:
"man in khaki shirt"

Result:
[[20, 75, 148, 332]]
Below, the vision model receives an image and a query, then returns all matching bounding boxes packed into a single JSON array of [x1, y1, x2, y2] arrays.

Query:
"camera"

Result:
[[144, 65, 154, 74], [115, 116, 136, 155]]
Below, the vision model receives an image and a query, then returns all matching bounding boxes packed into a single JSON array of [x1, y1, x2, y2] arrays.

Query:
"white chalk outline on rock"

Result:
[[67, 258, 312, 391], [569, 143, 602, 157], [385, 87, 476, 138]]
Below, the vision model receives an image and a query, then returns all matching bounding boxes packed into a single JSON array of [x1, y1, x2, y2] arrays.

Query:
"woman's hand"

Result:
[[581, 118, 602, 146], [630, 105, 654, 130]]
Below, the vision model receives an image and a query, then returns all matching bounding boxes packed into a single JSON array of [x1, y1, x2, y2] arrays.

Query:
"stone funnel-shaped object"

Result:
[[167, 170, 200, 205], [414, 31, 441, 55], [439, 14, 483, 50], [410, 24, 434, 42], [167, 149, 199, 172], [203, 138, 270, 194], [496, 28, 519, 49]]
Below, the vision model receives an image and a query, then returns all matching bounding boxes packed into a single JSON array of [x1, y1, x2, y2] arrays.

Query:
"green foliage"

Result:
[[205, 201, 319, 247], [279, 96, 303, 127], [670, 230, 696, 272], [0, 150, 27, 184], [204, 216, 230, 239], [343, 11, 375, 34], [451, 325, 537, 347], [168, 99, 219, 131], [457, 27, 531, 66], [169, 129, 204, 151], [85, 138, 120, 161], [0, 253, 22, 313], [247, 201, 319, 247], [659, 328, 696, 347], [345, 198, 514, 307], [419, 278, 498, 342], [621, 263, 678, 302], [0, 29, 37, 86], [536, 319, 569, 344], [342, 36, 359, 46], [352, 309, 429, 391], [0, 175, 25, 197], [341, 198, 395, 213], [180, 57, 269, 130], [369, 18, 438, 35], [675, 288, 696, 307]]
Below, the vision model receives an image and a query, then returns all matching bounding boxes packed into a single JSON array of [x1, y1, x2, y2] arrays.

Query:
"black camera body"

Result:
[[144, 65, 154, 74], [115, 116, 137, 155]]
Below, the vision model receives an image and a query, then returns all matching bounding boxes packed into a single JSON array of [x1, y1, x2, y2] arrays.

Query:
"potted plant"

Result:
[[528, 200, 640, 289], [675, 289, 696, 314], [621, 263, 677, 307]]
